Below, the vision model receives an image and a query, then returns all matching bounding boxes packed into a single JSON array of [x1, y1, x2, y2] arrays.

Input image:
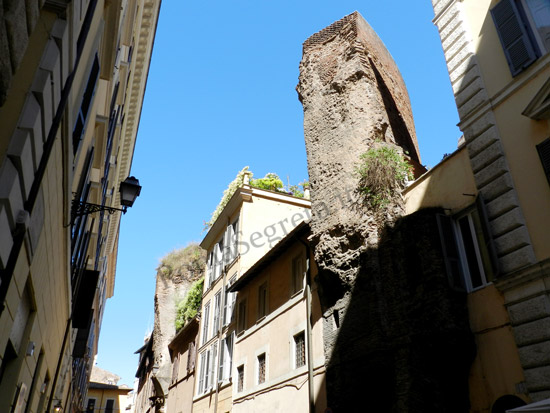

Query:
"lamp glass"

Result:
[[119, 176, 141, 207]]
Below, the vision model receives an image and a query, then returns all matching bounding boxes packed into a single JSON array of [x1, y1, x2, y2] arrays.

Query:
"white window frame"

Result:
[[223, 275, 237, 326], [453, 211, 490, 292], [212, 291, 221, 337], [202, 300, 210, 345], [218, 332, 234, 383]]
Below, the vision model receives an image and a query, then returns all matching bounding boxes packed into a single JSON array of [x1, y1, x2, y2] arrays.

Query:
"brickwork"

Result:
[[298, 12, 474, 411]]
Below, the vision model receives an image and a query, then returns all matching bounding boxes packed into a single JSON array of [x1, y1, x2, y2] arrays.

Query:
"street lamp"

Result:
[[71, 176, 142, 224], [53, 400, 63, 412]]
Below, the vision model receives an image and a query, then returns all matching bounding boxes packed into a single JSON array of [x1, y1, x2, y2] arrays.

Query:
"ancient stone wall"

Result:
[[298, 12, 474, 411], [151, 246, 205, 395]]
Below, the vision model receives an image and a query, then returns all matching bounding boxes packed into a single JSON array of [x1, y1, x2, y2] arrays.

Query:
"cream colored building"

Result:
[[0, 1, 160, 412], [399, 0, 550, 411], [227, 221, 326, 413], [193, 182, 311, 413]]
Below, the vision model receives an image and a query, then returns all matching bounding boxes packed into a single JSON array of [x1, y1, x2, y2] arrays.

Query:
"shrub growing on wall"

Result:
[[175, 277, 204, 332], [356, 144, 413, 210]]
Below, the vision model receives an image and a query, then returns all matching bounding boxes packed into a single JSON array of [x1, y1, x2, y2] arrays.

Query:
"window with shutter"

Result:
[[187, 341, 195, 372], [105, 400, 114, 413], [491, 0, 540, 76], [437, 206, 494, 292], [537, 138, 550, 184], [212, 291, 221, 337], [237, 299, 247, 333], [258, 282, 268, 319], [202, 301, 210, 345], [291, 255, 305, 295]]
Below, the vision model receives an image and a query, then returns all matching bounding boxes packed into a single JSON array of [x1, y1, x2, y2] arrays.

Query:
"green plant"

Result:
[[175, 278, 204, 332], [250, 173, 283, 191], [206, 166, 252, 229], [289, 184, 304, 198], [356, 144, 413, 210], [157, 243, 206, 280]]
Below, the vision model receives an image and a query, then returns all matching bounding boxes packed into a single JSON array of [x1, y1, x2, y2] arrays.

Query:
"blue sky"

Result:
[[96, 1, 461, 386]]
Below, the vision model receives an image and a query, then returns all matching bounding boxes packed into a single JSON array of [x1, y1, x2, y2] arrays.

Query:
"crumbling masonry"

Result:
[[298, 12, 475, 411]]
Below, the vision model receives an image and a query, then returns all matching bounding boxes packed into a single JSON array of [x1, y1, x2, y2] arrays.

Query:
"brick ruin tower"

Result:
[[298, 12, 474, 412]]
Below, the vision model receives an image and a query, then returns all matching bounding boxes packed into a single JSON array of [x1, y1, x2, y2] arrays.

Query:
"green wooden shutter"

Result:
[[491, 0, 538, 76]]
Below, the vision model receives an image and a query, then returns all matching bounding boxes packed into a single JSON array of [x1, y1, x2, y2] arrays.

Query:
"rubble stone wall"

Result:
[[298, 12, 475, 411]]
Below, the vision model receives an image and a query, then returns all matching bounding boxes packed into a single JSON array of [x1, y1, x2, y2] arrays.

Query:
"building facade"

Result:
[[165, 318, 199, 413], [0, 0, 160, 412], [85, 366, 132, 413], [394, 0, 550, 410], [227, 221, 327, 413], [192, 181, 312, 413]]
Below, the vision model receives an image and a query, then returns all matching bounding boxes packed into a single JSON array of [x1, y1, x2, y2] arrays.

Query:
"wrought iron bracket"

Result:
[[71, 200, 126, 225]]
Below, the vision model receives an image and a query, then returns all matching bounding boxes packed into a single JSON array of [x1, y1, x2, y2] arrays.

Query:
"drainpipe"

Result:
[[297, 237, 315, 413]]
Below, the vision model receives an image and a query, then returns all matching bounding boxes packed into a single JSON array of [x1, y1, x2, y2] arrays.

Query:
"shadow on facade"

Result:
[[317, 208, 476, 412]]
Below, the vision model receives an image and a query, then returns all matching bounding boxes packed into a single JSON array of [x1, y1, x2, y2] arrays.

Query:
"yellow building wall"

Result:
[[457, 0, 550, 262], [404, 147, 478, 215], [404, 143, 526, 411], [86, 387, 130, 412], [232, 242, 326, 413]]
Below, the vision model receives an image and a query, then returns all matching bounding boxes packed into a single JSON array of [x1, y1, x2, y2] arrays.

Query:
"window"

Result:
[[198, 351, 208, 394], [202, 301, 210, 345], [206, 251, 214, 289], [294, 332, 306, 368], [291, 255, 305, 295], [219, 333, 234, 383], [257, 353, 266, 384], [73, 55, 100, 154], [437, 203, 495, 292], [105, 400, 114, 413], [491, 0, 550, 76], [171, 353, 179, 384], [215, 239, 223, 280], [226, 219, 239, 263], [213, 291, 221, 337], [206, 239, 224, 288], [537, 138, 550, 185], [237, 299, 247, 333], [223, 275, 237, 326], [187, 340, 196, 372], [198, 344, 216, 395], [237, 365, 244, 392], [258, 282, 268, 319], [86, 398, 96, 413]]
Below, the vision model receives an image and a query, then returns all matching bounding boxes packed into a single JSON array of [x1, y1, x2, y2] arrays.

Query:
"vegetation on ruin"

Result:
[[175, 277, 204, 332], [205, 167, 308, 229], [250, 172, 284, 191], [157, 243, 206, 281], [356, 144, 413, 210]]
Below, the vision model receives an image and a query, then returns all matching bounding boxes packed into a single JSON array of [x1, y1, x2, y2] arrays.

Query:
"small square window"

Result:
[[257, 353, 266, 384], [294, 332, 306, 368], [237, 365, 244, 392]]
